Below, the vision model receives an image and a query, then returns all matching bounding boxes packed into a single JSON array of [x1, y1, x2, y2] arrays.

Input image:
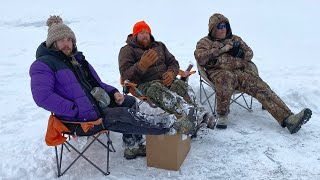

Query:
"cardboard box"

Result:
[[146, 134, 190, 171]]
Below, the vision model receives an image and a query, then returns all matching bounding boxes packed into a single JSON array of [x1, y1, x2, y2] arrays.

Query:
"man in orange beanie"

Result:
[[119, 21, 216, 157]]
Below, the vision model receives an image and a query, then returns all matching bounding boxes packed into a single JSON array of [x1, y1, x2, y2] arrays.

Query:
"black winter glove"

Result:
[[228, 41, 245, 58]]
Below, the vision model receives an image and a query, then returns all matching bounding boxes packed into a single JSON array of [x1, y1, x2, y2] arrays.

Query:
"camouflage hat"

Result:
[[208, 13, 232, 37]]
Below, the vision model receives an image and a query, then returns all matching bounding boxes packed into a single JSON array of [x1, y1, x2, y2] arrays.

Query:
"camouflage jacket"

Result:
[[118, 34, 179, 85], [194, 13, 254, 77]]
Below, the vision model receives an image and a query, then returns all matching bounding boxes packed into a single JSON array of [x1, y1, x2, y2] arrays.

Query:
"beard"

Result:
[[210, 29, 227, 40], [137, 38, 151, 49], [61, 46, 73, 57]]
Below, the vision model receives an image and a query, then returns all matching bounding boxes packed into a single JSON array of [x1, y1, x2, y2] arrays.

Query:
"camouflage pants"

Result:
[[122, 134, 144, 149], [137, 79, 197, 114], [208, 69, 293, 124], [137, 79, 208, 132]]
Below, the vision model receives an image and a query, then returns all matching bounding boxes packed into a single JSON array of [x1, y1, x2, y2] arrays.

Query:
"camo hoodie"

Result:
[[194, 13, 254, 77]]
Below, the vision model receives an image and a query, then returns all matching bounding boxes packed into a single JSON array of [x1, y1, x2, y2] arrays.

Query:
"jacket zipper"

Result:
[[60, 55, 104, 120]]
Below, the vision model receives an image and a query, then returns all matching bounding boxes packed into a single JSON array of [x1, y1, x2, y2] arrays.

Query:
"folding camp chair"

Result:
[[197, 62, 259, 115], [46, 115, 116, 177]]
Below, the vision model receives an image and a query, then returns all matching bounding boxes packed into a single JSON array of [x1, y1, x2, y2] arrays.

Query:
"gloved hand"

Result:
[[162, 71, 175, 86], [114, 92, 124, 105], [219, 43, 233, 54], [137, 49, 159, 71], [228, 41, 245, 58]]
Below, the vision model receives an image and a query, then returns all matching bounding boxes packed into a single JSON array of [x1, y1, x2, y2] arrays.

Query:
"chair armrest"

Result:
[[178, 69, 196, 78]]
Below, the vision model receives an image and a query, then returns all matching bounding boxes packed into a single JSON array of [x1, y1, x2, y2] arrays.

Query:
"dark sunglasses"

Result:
[[217, 24, 227, 29]]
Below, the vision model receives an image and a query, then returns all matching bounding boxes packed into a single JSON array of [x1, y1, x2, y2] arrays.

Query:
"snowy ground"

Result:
[[0, 0, 319, 179]]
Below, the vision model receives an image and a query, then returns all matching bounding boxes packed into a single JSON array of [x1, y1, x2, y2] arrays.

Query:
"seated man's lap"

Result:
[[108, 95, 136, 108], [137, 80, 193, 115]]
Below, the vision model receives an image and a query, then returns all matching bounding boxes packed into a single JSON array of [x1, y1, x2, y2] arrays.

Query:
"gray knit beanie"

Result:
[[46, 15, 76, 48]]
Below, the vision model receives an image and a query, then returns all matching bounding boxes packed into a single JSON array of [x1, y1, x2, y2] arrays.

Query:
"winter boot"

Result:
[[124, 144, 146, 160], [194, 106, 207, 124], [191, 110, 209, 138], [172, 107, 196, 135], [284, 108, 312, 134], [202, 113, 216, 129], [216, 114, 228, 129]]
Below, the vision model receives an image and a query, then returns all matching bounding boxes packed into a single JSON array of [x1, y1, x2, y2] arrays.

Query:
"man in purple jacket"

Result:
[[29, 15, 194, 160]]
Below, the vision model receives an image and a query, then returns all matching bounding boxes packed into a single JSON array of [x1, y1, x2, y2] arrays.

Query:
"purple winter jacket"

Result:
[[30, 42, 118, 122]]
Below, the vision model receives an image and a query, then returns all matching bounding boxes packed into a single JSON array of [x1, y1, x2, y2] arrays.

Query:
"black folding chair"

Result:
[[54, 129, 115, 177]]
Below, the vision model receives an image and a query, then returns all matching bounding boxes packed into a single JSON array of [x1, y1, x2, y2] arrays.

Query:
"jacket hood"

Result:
[[208, 13, 233, 40], [125, 34, 156, 49]]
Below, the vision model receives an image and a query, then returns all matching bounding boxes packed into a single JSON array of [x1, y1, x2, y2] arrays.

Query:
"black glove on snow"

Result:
[[228, 41, 245, 58]]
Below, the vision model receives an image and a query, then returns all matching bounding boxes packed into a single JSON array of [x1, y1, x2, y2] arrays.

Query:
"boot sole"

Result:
[[124, 155, 137, 160], [289, 108, 312, 134], [216, 124, 227, 129], [124, 153, 146, 160]]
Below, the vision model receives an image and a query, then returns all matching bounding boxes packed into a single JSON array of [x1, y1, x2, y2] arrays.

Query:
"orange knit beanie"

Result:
[[132, 21, 151, 36]]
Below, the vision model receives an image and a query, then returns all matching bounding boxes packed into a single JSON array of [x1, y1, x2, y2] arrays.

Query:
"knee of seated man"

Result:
[[124, 95, 137, 108], [149, 81, 165, 89], [170, 80, 188, 92], [145, 81, 168, 97], [214, 71, 235, 84]]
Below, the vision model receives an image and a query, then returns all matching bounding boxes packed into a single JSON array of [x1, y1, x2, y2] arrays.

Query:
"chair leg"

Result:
[[59, 143, 64, 175], [55, 146, 62, 177], [106, 132, 112, 175], [230, 93, 253, 112], [64, 136, 106, 175], [250, 95, 253, 110], [54, 132, 115, 177], [93, 132, 116, 175], [199, 78, 216, 115], [214, 94, 217, 116], [95, 135, 115, 152], [105, 132, 116, 152], [54, 143, 67, 177], [199, 77, 203, 103], [63, 143, 70, 152], [240, 93, 252, 111]]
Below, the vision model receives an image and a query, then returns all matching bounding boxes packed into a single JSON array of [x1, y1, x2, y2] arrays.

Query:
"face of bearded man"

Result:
[[55, 37, 74, 57], [136, 30, 151, 48]]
